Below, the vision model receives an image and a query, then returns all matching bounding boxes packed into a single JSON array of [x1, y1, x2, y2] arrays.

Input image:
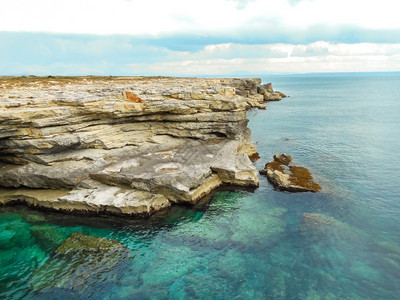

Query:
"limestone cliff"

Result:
[[0, 76, 284, 216]]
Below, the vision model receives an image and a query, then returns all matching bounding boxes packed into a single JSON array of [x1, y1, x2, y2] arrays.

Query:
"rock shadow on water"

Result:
[[28, 232, 131, 299]]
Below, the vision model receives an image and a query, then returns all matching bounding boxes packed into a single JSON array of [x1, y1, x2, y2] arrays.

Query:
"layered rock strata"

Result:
[[259, 154, 321, 192], [0, 76, 285, 216]]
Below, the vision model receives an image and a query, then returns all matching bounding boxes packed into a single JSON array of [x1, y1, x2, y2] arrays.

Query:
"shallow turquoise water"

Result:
[[1, 74, 400, 299]]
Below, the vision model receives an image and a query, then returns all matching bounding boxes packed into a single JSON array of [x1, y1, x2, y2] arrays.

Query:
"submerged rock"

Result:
[[0, 76, 277, 216], [230, 206, 286, 247], [300, 213, 345, 231], [299, 212, 357, 242], [260, 154, 321, 192], [29, 232, 130, 294], [141, 245, 201, 285], [54, 231, 126, 254], [31, 225, 67, 250]]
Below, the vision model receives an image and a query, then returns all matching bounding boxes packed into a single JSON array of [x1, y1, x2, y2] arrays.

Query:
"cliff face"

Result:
[[0, 76, 284, 216]]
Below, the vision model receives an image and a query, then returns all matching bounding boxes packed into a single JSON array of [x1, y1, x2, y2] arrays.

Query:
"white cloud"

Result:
[[290, 42, 400, 57], [287, 0, 312, 6], [1, 0, 400, 35], [283, 0, 400, 30], [227, 0, 256, 9], [0, 0, 243, 35], [175, 41, 400, 60], [129, 42, 400, 75], [2, 32, 399, 75], [130, 54, 400, 75]]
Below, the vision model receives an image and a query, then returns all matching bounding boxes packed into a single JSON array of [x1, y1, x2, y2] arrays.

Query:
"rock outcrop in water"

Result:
[[259, 154, 321, 192], [0, 76, 285, 216], [258, 83, 286, 101]]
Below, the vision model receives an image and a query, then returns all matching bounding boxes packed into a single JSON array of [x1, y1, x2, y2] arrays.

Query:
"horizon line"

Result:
[[1, 71, 400, 78]]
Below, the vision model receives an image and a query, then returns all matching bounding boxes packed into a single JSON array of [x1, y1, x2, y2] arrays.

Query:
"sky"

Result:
[[1, 0, 400, 75]]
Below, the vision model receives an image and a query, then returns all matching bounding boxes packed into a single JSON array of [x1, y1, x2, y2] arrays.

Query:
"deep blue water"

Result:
[[1, 73, 400, 299]]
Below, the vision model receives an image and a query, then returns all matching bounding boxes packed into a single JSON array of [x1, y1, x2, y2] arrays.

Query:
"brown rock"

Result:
[[273, 153, 292, 165], [289, 166, 321, 192], [124, 91, 142, 103], [259, 154, 321, 192], [248, 152, 261, 162]]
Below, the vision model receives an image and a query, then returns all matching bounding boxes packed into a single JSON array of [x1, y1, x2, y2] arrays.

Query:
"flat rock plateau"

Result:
[[0, 76, 285, 217]]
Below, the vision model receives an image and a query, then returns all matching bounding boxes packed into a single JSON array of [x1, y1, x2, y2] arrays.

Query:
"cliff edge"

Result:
[[0, 76, 284, 216]]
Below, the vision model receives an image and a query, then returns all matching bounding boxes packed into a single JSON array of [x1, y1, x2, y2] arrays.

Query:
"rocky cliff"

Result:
[[0, 76, 285, 216]]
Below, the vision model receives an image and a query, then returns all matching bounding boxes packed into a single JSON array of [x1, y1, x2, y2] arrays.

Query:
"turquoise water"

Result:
[[1, 73, 400, 299]]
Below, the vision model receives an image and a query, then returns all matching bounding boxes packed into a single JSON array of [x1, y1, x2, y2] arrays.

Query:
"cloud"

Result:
[[287, 0, 312, 6], [1, 0, 400, 36], [129, 54, 400, 75], [1, 31, 399, 75], [2, 1, 400, 75], [127, 42, 400, 75], [227, 0, 256, 9]]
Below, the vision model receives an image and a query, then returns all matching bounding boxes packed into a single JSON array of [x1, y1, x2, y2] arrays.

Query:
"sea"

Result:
[[1, 73, 399, 299]]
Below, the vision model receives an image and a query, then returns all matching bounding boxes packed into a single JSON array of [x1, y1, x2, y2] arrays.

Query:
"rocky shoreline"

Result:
[[0, 76, 285, 216]]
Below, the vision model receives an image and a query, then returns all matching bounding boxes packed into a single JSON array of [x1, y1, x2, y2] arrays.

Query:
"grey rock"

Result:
[[0, 76, 282, 216]]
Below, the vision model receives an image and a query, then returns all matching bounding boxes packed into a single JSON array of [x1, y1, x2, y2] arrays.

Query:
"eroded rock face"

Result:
[[259, 154, 321, 192], [0, 76, 275, 216]]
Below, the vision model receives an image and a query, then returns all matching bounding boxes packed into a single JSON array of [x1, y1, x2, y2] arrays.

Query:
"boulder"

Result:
[[258, 83, 286, 101], [272, 153, 292, 165], [259, 154, 321, 192], [248, 152, 261, 162]]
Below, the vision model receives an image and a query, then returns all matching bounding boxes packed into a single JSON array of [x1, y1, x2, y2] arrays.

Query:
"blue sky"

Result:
[[1, 0, 400, 75]]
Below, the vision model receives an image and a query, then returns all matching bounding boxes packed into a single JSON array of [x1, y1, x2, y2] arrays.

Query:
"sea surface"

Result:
[[1, 73, 400, 299]]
